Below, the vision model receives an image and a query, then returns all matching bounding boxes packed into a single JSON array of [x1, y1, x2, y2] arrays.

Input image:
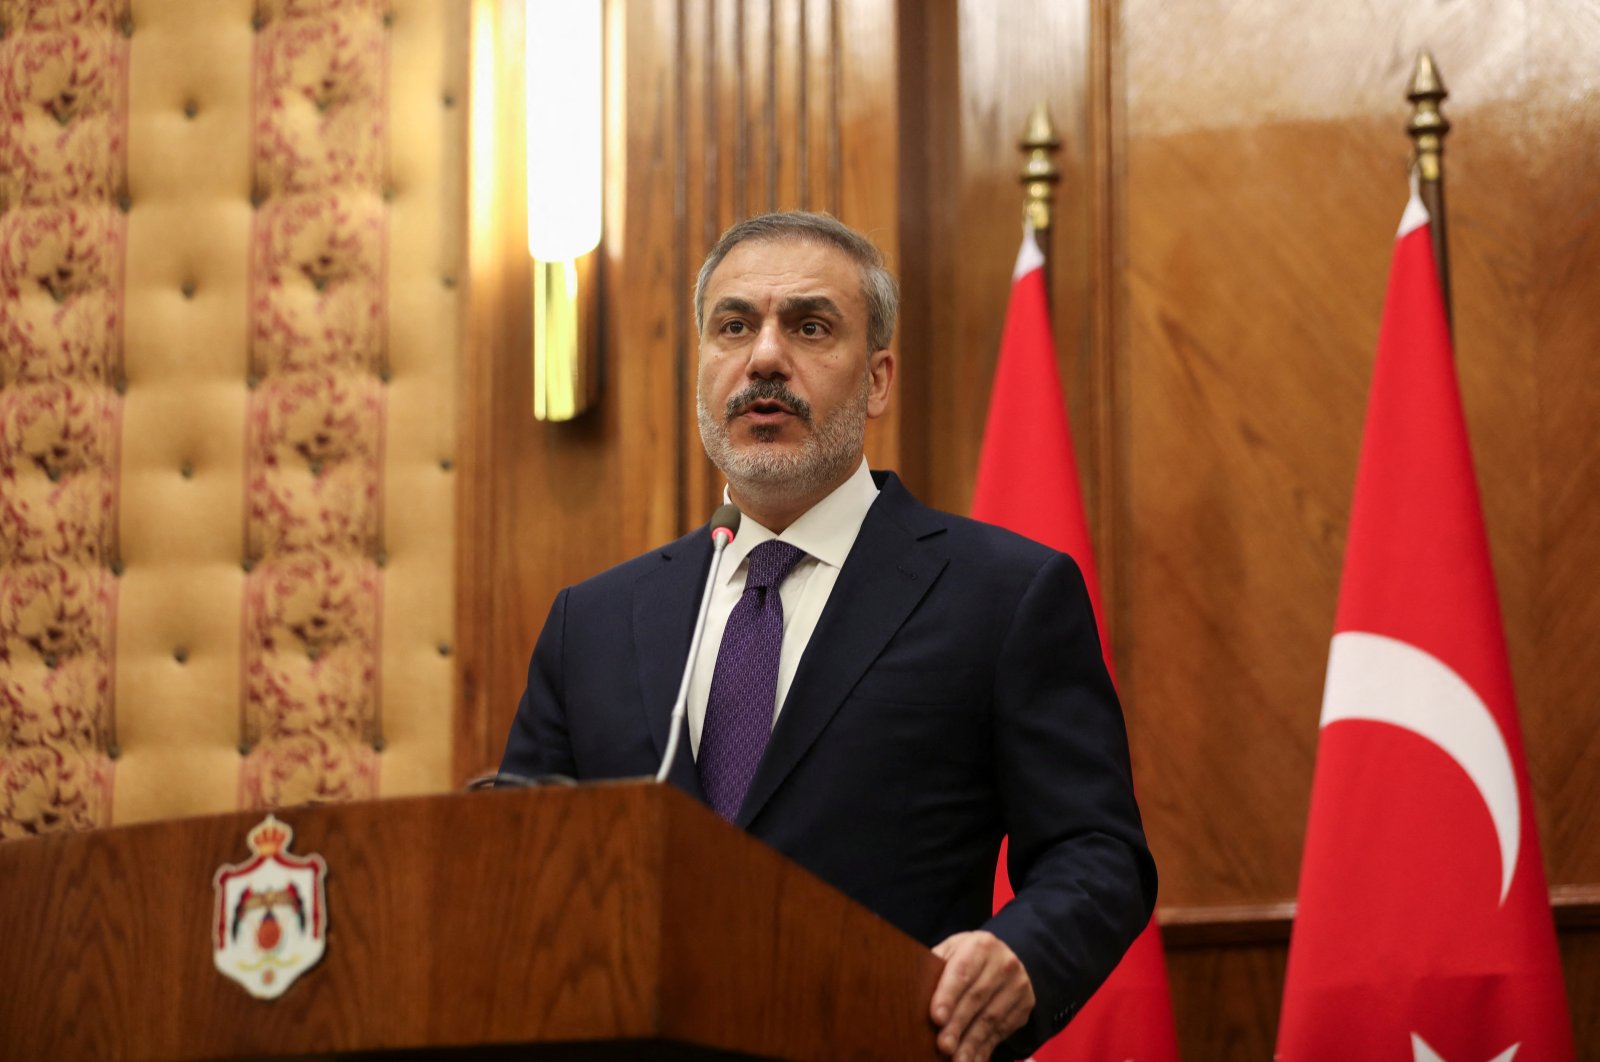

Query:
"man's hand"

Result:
[[929, 930, 1035, 1062]]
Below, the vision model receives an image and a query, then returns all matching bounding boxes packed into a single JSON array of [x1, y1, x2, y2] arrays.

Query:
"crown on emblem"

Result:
[[248, 816, 292, 857]]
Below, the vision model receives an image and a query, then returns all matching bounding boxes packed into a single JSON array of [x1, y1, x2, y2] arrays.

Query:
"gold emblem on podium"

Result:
[[212, 815, 329, 999]]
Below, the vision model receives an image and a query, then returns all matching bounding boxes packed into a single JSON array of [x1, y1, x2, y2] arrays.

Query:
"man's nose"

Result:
[[746, 321, 791, 377]]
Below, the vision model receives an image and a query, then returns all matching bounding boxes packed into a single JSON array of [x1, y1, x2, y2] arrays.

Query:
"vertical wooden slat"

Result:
[[833, 0, 898, 471], [741, 0, 773, 217], [802, 0, 833, 213], [770, 0, 802, 212]]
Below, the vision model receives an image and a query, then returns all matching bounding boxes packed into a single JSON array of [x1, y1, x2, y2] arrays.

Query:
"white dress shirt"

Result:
[[687, 459, 880, 757]]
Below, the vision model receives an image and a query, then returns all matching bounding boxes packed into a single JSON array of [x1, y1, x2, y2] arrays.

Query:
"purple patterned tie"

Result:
[[698, 539, 806, 820]]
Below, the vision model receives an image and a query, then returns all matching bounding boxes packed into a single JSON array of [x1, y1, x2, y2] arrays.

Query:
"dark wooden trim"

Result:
[[1159, 887, 1600, 948], [1159, 900, 1298, 948], [453, 0, 497, 787], [1088, 0, 1126, 655]]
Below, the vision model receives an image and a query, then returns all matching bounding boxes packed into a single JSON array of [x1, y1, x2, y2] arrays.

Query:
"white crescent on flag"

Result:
[[1320, 631, 1521, 904]]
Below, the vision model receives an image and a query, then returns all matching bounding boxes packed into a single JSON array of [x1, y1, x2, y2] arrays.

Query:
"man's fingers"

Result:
[[929, 932, 978, 1024], [929, 931, 1036, 1062], [938, 957, 1005, 1057]]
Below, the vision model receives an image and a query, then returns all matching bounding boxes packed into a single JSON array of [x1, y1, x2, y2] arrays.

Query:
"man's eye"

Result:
[[723, 320, 747, 335], [799, 321, 825, 337]]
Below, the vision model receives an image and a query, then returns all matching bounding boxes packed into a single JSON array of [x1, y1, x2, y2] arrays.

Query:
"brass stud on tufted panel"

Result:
[[439, 458, 454, 472], [183, 101, 198, 120], [437, 643, 452, 657], [180, 280, 196, 299], [114, 375, 128, 395], [106, 744, 121, 761], [119, 15, 134, 38], [374, 551, 388, 568], [179, 461, 195, 479], [441, 274, 457, 289], [173, 648, 189, 665], [245, 373, 259, 390], [111, 560, 124, 577], [117, 195, 132, 213], [371, 736, 386, 753], [442, 93, 456, 109]]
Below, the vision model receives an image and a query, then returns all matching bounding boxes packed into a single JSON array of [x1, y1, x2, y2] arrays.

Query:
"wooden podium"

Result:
[[0, 782, 945, 1060]]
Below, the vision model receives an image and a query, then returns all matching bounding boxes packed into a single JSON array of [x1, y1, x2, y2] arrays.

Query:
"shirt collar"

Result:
[[721, 459, 879, 581]]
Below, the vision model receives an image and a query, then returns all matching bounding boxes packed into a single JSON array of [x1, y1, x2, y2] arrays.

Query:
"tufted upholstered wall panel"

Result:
[[0, 0, 462, 834]]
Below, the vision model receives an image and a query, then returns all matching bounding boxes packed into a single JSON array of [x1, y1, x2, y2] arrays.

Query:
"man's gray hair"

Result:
[[693, 211, 899, 352]]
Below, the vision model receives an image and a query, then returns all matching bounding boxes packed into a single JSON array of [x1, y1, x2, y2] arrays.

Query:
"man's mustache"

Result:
[[724, 380, 813, 424]]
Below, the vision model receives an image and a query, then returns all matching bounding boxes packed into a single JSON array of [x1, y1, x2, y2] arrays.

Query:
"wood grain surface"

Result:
[[0, 784, 944, 1061], [1115, 0, 1600, 1053]]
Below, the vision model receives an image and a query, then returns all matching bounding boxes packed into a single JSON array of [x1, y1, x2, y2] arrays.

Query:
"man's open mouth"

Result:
[[739, 399, 794, 418]]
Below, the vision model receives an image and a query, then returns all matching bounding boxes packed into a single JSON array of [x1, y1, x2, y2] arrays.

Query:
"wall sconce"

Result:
[[526, 0, 602, 421]]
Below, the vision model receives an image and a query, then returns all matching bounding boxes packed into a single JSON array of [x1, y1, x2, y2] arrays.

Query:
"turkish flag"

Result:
[[975, 228, 1180, 1061], [1275, 194, 1574, 1060]]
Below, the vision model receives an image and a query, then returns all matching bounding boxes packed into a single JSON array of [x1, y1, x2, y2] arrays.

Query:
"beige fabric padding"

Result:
[[112, 0, 253, 823]]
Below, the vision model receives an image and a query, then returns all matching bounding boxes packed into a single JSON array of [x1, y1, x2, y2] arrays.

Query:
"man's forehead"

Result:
[[705, 237, 864, 301]]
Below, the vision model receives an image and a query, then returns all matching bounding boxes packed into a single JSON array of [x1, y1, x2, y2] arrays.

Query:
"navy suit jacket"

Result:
[[502, 471, 1156, 1054]]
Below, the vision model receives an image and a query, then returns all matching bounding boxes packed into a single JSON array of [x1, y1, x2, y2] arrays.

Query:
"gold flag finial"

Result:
[[1406, 49, 1452, 329], [1406, 50, 1450, 183], [1020, 102, 1062, 232]]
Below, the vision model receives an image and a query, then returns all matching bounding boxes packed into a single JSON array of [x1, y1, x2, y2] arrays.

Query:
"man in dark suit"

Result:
[[502, 212, 1154, 1061]]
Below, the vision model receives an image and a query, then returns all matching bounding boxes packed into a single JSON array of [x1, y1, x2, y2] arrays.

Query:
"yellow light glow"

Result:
[[526, 0, 603, 261]]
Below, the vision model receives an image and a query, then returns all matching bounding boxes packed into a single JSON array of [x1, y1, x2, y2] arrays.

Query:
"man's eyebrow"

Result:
[[778, 294, 842, 318], [709, 296, 759, 317]]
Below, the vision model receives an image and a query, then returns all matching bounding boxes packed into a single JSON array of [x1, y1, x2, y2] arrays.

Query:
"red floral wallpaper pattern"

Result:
[[242, 0, 388, 809], [0, 0, 126, 838]]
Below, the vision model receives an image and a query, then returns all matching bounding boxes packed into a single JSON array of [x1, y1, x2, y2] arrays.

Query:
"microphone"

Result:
[[655, 503, 741, 783]]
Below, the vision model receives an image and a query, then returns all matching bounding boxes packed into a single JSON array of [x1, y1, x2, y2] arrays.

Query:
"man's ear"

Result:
[[866, 349, 895, 419]]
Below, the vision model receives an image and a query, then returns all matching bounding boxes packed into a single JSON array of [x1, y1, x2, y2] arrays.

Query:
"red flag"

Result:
[[975, 229, 1180, 1061], [1276, 193, 1574, 1060]]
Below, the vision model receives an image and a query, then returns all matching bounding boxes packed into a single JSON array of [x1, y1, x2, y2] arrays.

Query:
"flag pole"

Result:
[[1406, 50, 1452, 333], [1019, 101, 1062, 291]]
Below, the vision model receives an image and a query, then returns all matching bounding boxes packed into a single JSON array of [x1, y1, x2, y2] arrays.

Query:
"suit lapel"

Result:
[[736, 476, 948, 827], [633, 531, 712, 801]]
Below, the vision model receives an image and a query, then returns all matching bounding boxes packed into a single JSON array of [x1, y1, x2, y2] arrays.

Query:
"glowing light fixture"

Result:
[[526, 0, 602, 420]]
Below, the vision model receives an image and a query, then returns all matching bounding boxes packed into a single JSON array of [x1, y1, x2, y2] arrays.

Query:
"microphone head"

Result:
[[709, 503, 741, 545]]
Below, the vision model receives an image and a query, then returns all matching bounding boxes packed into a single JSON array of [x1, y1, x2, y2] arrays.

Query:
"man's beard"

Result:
[[697, 374, 869, 500]]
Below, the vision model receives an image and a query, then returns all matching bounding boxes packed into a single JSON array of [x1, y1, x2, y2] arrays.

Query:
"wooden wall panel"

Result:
[[896, 0, 1095, 516], [1120, 0, 1600, 910], [1116, 0, 1600, 1053]]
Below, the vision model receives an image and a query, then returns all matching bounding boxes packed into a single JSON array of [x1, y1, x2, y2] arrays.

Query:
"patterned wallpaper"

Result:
[[240, 0, 389, 809], [0, 0, 128, 837]]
